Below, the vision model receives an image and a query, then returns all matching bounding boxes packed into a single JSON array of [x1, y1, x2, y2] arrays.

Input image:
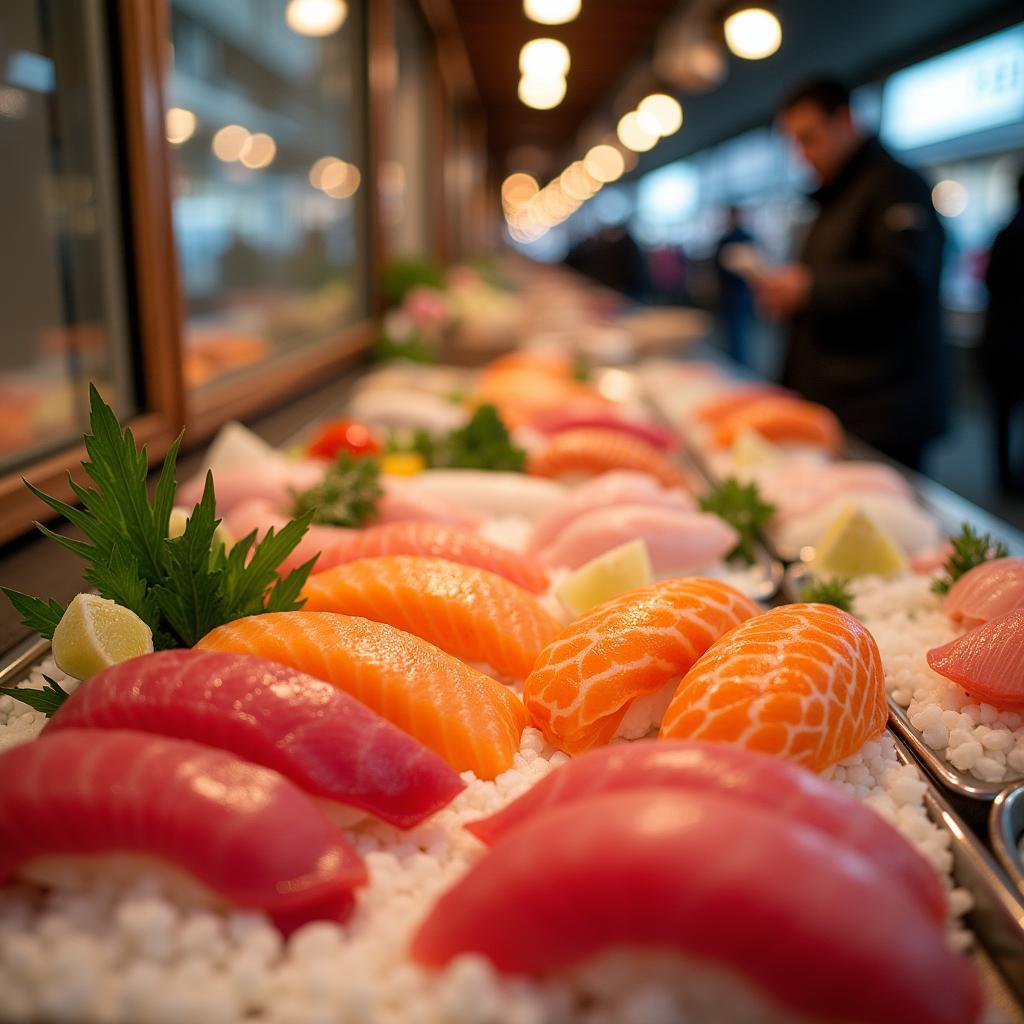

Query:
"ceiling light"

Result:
[[518, 74, 567, 110], [211, 124, 250, 162], [239, 132, 276, 169], [519, 38, 571, 78], [309, 156, 341, 189], [324, 162, 360, 198], [523, 0, 581, 25], [285, 0, 348, 37], [723, 7, 781, 60], [616, 111, 657, 152], [583, 144, 625, 183], [502, 171, 540, 207], [560, 161, 599, 201], [637, 93, 683, 136], [932, 180, 967, 218], [165, 106, 196, 145]]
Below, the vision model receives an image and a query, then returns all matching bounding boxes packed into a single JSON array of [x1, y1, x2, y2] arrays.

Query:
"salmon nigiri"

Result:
[[465, 739, 945, 922], [524, 578, 761, 754], [943, 557, 1024, 629], [197, 612, 526, 779], [526, 428, 688, 488], [0, 730, 366, 933], [412, 789, 980, 1024], [299, 556, 561, 680], [927, 608, 1024, 708], [690, 384, 790, 425], [45, 650, 464, 829], [712, 397, 843, 453], [660, 604, 887, 771]]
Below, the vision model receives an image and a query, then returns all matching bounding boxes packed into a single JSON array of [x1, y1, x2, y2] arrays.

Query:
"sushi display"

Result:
[[0, 306, 1017, 1021]]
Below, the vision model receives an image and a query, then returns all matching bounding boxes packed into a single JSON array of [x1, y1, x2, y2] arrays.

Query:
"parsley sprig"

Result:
[[2, 385, 316, 649], [390, 404, 525, 473], [799, 576, 855, 613], [291, 452, 383, 528], [931, 523, 1008, 596], [698, 477, 776, 565]]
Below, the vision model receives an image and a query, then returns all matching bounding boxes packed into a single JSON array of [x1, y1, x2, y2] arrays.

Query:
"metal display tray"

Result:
[[992, 785, 1024, 906]]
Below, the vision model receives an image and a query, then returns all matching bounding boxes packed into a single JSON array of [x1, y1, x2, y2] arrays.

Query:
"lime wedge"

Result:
[[169, 506, 234, 550], [732, 427, 780, 469], [52, 593, 154, 680], [557, 539, 653, 616], [810, 504, 907, 579]]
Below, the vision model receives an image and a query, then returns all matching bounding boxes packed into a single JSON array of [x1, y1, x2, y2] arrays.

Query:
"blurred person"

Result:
[[713, 206, 755, 365], [565, 224, 647, 300], [758, 77, 947, 470], [980, 170, 1024, 493]]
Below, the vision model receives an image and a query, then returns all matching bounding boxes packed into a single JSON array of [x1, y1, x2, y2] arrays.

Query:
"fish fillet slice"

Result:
[[300, 556, 560, 679], [712, 397, 843, 453], [197, 612, 526, 779], [943, 558, 1024, 629], [524, 578, 761, 754], [660, 603, 886, 771]]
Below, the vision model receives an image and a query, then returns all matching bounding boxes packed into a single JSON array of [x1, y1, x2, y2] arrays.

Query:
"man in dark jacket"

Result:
[[980, 170, 1024, 491], [758, 78, 947, 469]]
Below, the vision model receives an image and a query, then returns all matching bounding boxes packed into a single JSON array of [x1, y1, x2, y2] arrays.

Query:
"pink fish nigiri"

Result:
[[0, 729, 367, 932], [927, 608, 1024, 708], [465, 740, 944, 923], [412, 789, 980, 1024], [528, 408, 677, 452], [44, 650, 464, 829], [178, 460, 326, 515], [527, 471, 696, 554], [944, 557, 1024, 629], [539, 504, 738, 573]]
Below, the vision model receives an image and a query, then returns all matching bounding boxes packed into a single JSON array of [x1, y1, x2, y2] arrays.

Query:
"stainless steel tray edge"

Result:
[[992, 786, 1024, 904]]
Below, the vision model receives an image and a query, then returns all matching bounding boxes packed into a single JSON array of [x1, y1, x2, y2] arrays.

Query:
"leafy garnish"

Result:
[[0, 675, 69, 717], [3, 384, 316, 649], [932, 523, 1008, 595], [394, 404, 525, 473], [291, 452, 383, 528], [572, 361, 591, 383], [371, 330, 437, 365], [799, 576, 855, 612], [698, 477, 776, 565]]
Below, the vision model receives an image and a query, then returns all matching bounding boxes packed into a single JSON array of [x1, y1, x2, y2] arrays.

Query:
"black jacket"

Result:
[[981, 207, 1024, 379], [781, 138, 948, 450]]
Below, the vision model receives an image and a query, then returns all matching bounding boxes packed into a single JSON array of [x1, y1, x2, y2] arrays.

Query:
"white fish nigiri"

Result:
[[540, 504, 738, 574], [178, 460, 326, 515], [401, 470, 568, 520], [944, 557, 1024, 629], [349, 388, 467, 436]]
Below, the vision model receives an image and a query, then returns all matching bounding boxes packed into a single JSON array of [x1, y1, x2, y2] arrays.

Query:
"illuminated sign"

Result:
[[881, 24, 1024, 150]]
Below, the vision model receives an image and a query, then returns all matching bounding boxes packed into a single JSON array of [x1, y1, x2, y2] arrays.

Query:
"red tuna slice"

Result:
[[413, 789, 980, 1024], [529, 407, 678, 452], [45, 650, 463, 829], [944, 557, 1024, 628], [927, 607, 1024, 708], [466, 739, 945, 923], [0, 729, 366, 932]]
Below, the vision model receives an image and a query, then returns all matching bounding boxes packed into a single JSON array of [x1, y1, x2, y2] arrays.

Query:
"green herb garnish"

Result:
[[799, 576, 855, 612], [698, 477, 776, 565], [371, 330, 437, 365], [388, 404, 525, 473], [2, 385, 316, 649], [932, 523, 1008, 595], [572, 361, 591, 383], [292, 451, 383, 528], [0, 675, 69, 717]]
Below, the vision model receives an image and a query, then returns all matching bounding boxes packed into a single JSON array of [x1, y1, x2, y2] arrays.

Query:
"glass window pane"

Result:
[[0, 0, 135, 471], [167, 0, 367, 393]]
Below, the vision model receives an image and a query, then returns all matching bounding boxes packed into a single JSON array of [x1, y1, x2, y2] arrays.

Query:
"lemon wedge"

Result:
[[380, 452, 426, 477], [169, 506, 234, 550], [51, 594, 154, 680], [732, 427, 781, 469], [809, 504, 907, 579], [557, 539, 653, 617]]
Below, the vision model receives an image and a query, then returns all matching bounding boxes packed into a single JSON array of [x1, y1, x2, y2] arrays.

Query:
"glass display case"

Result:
[[166, 0, 369, 394]]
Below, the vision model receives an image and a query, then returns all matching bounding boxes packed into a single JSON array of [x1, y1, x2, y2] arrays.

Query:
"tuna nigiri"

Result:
[[412, 789, 979, 1024], [45, 650, 464, 829], [712, 397, 843, 454], [466, 739, 945, 922], [299, 556, 561, 679], [197, 612, 526, 779], [178, 460, 326, 515], [943, 557, 1024, 629], [660, 604, 887, 771], [527, 471, 695, 553], [0, 730, 367, 932], [528, 408, 677, 452], [524, 578, 761, 754], [538, 504, 738, 575], [927, 608, 1024, 708], [527, 428, 688, 488]]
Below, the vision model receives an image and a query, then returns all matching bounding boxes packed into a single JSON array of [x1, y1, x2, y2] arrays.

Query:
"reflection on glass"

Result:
[[167, 0, 366, 392], [0, 0, 134, 471], [385, 0, 437, 258]]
